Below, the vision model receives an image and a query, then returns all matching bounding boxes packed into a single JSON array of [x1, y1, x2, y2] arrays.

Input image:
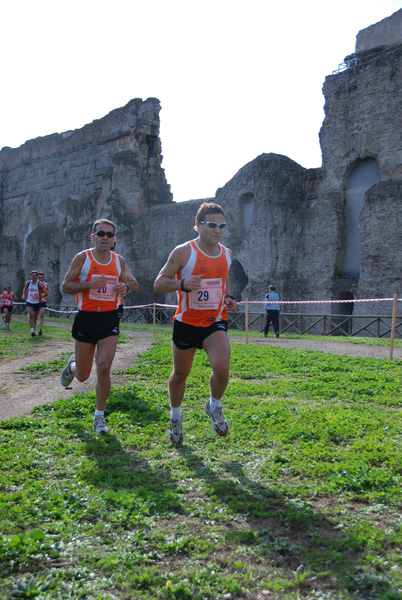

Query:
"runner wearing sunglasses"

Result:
[[60, 218, 139, 434], [154, 202, 238, 445]]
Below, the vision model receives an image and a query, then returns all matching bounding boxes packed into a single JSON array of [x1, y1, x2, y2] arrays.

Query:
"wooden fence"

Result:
[[14, 302, 402, 339]]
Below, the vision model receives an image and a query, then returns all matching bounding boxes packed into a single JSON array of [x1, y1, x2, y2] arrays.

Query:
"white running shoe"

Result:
[[169, 414, 184, 445], [93, 415, 109, 434], [60, 354, 75, 387], [204, 400, 229, 437]]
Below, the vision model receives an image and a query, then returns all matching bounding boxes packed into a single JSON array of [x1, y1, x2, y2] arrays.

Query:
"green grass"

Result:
[[0, 320, 72, 359], [1, 326, 402, 598]]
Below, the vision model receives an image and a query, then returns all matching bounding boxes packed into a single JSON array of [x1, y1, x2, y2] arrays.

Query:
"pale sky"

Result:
[[1, 0, 401, 203]]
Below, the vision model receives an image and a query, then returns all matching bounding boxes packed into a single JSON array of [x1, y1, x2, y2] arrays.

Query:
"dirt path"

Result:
[[0, 327, 155, 422], [1, 326, 400, 422]]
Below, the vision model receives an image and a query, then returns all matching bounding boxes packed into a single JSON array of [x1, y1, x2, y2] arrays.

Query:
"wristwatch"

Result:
[[181, 278, 192, 293]]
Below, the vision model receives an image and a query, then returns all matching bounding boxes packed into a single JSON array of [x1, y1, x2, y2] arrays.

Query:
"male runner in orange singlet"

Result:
[[154, 202, 238, 445], [60, 218, 138, 434]]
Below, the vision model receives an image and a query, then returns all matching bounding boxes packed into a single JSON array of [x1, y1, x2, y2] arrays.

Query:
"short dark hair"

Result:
[[195, 202, 225, 229], [93, 219, 116, 234], [269, 285, 276, 291]]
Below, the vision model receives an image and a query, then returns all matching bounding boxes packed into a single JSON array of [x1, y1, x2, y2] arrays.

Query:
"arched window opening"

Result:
[[343, 158, 379, 278], [240, 193, 254, 234]]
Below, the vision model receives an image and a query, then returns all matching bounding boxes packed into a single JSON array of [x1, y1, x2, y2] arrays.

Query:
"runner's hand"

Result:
[[115, 282, 128, 296], [183, 275, 203, 291], [88, 276, 108, 289], [225, 296, 238, 313]]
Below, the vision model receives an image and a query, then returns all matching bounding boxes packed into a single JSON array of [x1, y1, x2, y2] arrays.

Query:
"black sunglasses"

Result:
[[200, 221, 226, 229], [95, 230, 115, 238]]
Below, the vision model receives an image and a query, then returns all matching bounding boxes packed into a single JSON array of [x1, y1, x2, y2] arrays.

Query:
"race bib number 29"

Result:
[[89, 275, 118, 301], [189, 278, 222, 310]]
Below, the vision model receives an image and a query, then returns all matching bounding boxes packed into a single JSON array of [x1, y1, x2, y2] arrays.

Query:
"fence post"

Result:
[[245, 298, 249, 345], [153, 303, 156, 335], [390, 294, 398, 360]]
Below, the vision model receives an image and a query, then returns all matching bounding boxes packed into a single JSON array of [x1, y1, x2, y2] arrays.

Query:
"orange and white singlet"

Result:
[[76, 250, 121, 312], [3, 292, 13, 307], [174, 240, 231, 327], [39, 282, 48, 303]]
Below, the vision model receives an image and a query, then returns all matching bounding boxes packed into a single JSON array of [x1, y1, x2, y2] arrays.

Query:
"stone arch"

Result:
[[229, 259, 249, 300], [331, 133, 381, 178], [342, 157, 380, 278]]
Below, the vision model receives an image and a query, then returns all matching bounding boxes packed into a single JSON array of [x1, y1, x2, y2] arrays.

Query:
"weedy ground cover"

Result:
[[0, 320, 72, 359], [1, 329, 402, 599]]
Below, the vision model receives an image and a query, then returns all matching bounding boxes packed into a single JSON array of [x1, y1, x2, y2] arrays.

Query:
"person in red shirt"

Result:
[[60, 218, 138, 434], [154, 202, 238, 445], [1, 285, 17, 330]]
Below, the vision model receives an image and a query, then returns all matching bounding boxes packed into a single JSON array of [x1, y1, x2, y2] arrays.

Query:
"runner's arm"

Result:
[[21, 281, 29, 300], [114, 256, 131, 297], [224, 250, 238, 312], [61, 252, 99, 295], [125, 263, 139, 292], [153, 244, 201, 293], [39, 281, 48, 298]]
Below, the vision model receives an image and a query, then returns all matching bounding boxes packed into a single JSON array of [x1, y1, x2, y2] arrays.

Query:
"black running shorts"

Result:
[[172, 320, 228, 350], [72, 310, 120, 344]]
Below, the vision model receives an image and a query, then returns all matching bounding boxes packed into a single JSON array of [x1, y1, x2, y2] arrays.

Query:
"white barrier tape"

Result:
[[46, 307, 78, 313]]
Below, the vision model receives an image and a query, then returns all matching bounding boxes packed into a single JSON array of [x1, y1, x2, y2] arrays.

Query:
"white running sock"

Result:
[[170, 407, 182, 421], [94, 410, 104, 417], [209, 396, 221, 411]]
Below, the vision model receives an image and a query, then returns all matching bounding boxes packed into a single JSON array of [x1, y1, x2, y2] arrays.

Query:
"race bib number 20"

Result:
[[88, 275, 118, 301], [189, 278, 222, 310]]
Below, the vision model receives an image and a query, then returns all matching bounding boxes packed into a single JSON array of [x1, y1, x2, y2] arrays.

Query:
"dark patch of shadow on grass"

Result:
[[177, 447, 363, 589]]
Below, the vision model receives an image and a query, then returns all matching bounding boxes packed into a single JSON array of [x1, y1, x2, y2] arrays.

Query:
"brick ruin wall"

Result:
[[0, 98, 172, 305], [1, 10, 402, 319]]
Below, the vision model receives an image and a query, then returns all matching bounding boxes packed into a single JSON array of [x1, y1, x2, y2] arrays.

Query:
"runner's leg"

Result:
[[203, 330, 230, 400], [72, 340, 96, 382], [94, 336, 119, 411], [26, 306, 36, 331], [169, 345, 197, 408], [38, 306, 46, 331]]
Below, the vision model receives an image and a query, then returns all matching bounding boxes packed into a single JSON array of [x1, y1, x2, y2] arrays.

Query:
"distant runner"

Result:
[[22, 270, 48, 337], [1, 285, 17, 330], [36, 272, 49, 335]]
